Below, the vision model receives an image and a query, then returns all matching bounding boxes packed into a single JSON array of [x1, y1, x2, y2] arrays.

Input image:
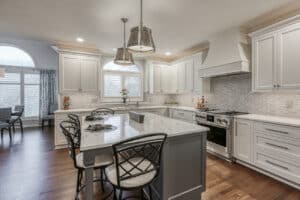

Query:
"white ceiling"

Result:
[[0, 0, 296, 57]]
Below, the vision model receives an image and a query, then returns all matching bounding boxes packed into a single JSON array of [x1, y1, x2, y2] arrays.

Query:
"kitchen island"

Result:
[[80, 113, 208, 200]]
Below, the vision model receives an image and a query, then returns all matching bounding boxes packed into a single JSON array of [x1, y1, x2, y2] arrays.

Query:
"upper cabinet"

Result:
[[250, 16, 300, 91], [148, 53, 210, 95], [59, 53, 100, 93]]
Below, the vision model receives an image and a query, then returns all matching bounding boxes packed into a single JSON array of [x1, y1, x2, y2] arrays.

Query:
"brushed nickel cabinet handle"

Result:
[[265, 128, 289, 135], [265, 142, 289, 150], [266, 160, 289, 171]]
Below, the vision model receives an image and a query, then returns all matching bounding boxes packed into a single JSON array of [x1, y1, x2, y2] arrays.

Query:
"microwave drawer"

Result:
[[255, 152, 300, 184], [254, 122, 300, 140]]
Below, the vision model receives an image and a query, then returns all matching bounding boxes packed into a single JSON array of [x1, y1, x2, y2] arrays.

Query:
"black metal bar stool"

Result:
[[105, 133, 167, 200], [60, 120, 114, 200]]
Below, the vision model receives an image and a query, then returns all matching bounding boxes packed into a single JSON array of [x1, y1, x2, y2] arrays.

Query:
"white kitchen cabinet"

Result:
[[278, 24, 300, 89], [177, 62, 186, 93], [185, 58, 194, 92], [161, 65, 178, 94], [252, 33, 276, 91], [148, 54, 210, 95], [234, 115, 300, 189], [59, 53, 99, 93], [234, 119, 253, 164], [81, 56, 99, 92], [250, 16, 300, 91], [59, 54, 82, 92]]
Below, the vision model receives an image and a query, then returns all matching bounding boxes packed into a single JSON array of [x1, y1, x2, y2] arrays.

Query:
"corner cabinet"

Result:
[[59, 53, 99, 93], [250, 16, 300, 91]]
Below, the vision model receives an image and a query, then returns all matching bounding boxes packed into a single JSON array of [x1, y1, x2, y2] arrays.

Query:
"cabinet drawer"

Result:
[[255, 134, 300, 158], [255, 152, 300, 184], [254, 122, 300, 139]]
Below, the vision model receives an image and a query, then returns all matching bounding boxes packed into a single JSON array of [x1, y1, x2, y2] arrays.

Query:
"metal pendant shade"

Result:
[[114, 18, 135, 65], [127, 0, 155, 53]]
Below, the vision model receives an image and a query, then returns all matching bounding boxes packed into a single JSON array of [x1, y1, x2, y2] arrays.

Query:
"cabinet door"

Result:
[[234, 119, 252, 163], [177, 62, 186, 93], [278, 24, 300, 89], [185, 59, 194, 92], [169, 65, 178, 93], [253, 34, 276, 91], [193, 53, 202, 93], [161, 65, 177, 94], [153, 65, 162, 93], [81, 56, 99, 92], [59, 54, 81, 93]]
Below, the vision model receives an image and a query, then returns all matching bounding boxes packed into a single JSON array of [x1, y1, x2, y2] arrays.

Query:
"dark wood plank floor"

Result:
[[0, 128, 299, 200]]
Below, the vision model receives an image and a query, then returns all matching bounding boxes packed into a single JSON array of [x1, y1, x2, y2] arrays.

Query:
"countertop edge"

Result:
[[235, 114, 300, 127]]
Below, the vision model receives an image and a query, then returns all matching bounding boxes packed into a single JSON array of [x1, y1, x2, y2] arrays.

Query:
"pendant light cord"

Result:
[[123, 19, 126, 49], [138, 0, 143, 46]]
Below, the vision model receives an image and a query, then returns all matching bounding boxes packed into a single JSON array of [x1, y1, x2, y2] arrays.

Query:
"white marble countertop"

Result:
[[235, 114, 300, 127], [54, 105, 200, 114], [80, 113, 209, 151]]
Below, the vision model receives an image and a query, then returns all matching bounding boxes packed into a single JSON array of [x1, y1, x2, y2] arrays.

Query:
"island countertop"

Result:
[[80, 112, 209, 151]]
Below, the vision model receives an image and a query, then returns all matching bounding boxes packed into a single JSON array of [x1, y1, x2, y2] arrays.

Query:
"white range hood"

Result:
[[200, 28, 250, 77]]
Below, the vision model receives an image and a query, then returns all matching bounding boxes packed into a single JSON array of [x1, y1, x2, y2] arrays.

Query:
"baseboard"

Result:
[[235, 159, 300, 190]]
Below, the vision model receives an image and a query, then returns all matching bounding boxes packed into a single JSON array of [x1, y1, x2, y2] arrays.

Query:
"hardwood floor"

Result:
[[0, 128, 299, 200]]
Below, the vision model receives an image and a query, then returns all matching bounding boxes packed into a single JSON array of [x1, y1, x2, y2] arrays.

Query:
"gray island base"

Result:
[[80, 113, 208, 200]]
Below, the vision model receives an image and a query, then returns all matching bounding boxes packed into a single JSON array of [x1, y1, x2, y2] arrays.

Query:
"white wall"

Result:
[[0, 36, 58, 70]]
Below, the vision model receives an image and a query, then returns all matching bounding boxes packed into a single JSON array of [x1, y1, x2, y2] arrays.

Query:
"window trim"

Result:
[[0, 43, 36, 68], [101, 61, 144, 103]]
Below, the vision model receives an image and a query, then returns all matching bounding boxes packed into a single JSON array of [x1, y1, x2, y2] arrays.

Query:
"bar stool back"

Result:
[[105, 133, 167, 200]]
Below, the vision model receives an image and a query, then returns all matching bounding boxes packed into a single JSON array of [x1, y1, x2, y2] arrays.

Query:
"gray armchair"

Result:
[[10, 105, 24, 133]]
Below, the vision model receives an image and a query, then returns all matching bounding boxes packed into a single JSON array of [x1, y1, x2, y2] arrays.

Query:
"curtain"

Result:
[[39, 69, 58, 119]]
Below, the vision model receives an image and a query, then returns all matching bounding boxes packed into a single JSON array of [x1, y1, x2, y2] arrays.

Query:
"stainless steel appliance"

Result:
[[195, 110, 246, 161]]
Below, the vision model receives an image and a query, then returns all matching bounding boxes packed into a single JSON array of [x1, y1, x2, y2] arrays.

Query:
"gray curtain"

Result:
[[39, 69, 58, 119]]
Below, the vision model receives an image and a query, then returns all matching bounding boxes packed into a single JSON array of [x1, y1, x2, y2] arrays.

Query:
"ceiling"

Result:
[[0, 0, 297, 59]]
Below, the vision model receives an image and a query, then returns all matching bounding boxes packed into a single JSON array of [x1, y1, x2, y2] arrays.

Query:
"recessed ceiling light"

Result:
[[165, 52, 172, 56], [76, 37, 84, 43]]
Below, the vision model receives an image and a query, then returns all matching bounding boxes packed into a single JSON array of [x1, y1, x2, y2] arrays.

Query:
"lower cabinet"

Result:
[[234, 118, 300, 189], [234, 119, 253, 163]]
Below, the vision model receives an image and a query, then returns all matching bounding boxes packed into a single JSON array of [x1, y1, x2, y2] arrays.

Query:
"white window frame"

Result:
[[0, 44, 39, 119], [101, 61, 144, 103], [1, 67, 40, 120]]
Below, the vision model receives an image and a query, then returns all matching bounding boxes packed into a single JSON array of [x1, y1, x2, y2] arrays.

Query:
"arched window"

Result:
[[102, 61, 143, 101], [0, 45, 40, 118], [0, 45, 35, 67]]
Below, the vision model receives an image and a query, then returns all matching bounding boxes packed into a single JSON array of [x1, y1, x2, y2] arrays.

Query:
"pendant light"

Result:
[[127, 0, 155, 53], [114, 18, 135, 65], [0, 67, 5, 78]]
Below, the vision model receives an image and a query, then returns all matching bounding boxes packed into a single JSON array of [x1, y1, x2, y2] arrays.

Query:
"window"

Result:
[[0, 46, 35, 67], [0, 45, 39, 118], [0, 73, 21, 108], [102, 61, 143, 101], [24, 73, 40, 117]]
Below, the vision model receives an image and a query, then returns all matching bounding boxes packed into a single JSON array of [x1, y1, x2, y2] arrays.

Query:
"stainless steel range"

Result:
[[195, 110, 246, 161]]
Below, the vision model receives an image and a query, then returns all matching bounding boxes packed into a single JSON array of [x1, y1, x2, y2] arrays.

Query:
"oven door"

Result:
[[198, 123, 227, 147]]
